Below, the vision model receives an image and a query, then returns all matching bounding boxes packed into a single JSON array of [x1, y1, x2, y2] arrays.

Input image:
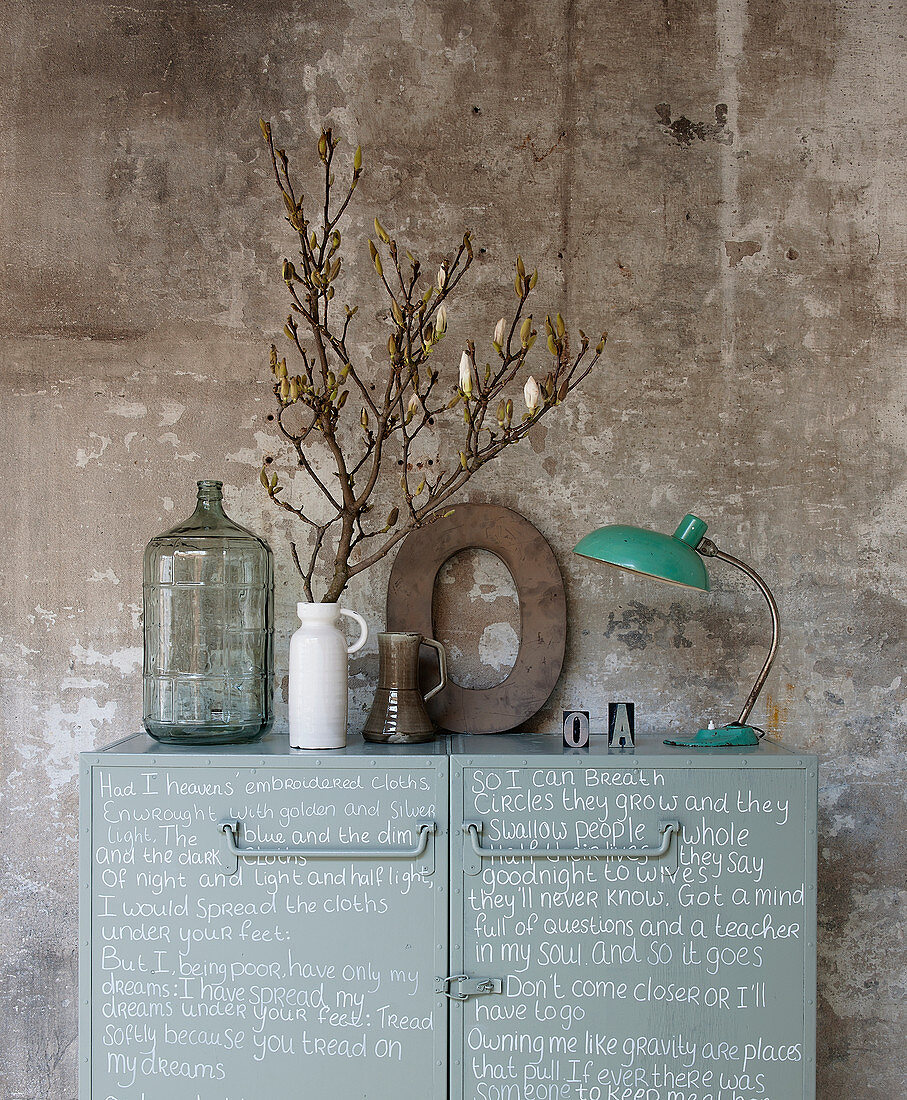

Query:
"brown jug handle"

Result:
[[420, 637, 447, 702]]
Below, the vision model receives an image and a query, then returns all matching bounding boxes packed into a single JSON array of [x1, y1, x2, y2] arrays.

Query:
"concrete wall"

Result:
[[1, 1, 904, 1096]]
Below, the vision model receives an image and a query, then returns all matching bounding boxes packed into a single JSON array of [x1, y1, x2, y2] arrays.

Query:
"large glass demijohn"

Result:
[[143, 480, 274, 743]]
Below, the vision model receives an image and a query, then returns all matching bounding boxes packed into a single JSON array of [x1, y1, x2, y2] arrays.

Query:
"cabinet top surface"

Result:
[[83, 731, 813, 766]]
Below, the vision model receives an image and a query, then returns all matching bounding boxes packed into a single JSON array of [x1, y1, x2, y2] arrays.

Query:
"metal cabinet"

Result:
[[81, 734, 817, 1099]]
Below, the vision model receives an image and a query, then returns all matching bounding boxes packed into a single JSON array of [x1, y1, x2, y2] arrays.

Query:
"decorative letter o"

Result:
[[386, 504, 567, 734]]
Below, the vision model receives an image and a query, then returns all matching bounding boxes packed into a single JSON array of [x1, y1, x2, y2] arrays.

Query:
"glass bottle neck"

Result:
[[192, 481, 227, 519]]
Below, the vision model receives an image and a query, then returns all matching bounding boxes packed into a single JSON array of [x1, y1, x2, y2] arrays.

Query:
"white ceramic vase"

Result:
[[288, 602, 369, 749]]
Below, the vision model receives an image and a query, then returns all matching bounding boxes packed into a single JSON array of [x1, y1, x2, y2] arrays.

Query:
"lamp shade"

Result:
[[573, 514, 710, 591]]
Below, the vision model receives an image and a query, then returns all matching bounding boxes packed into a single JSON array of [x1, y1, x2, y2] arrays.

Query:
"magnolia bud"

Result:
[[520, 317, 532, 348], [435, 305, 447, 336], [437, 265, 447, 291], [407, 393, 421, 418], [493, 318, 507, 346], [458, 350, 473, 397], [523, 376, 541, 414]]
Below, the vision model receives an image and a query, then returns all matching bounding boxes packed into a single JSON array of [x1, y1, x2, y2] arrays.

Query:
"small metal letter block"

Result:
[[563, 710, 590, 748], [608, 702, 636, 749]]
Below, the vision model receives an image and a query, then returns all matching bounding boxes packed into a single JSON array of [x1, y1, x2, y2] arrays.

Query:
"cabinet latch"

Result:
[[435, 974, 503, 1000]]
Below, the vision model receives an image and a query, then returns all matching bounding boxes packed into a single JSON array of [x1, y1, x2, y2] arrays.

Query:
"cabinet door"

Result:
[[83, 758, 448, 1100], [451, 758, 817, 1100]]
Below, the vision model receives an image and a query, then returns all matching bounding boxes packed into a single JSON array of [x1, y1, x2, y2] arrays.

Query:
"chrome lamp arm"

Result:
[[697, 537, 781, 728]]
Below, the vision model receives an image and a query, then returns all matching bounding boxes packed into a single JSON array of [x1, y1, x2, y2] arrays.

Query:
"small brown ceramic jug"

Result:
[[362, 632, 447, 743]]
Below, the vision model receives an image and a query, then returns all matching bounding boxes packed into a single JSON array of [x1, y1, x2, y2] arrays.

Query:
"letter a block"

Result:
[[608, 702, 635, 749]]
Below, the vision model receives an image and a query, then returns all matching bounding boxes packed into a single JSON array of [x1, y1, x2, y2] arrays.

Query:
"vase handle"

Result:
[[340, 608, 369, 654], [420, 637, 448, 702]]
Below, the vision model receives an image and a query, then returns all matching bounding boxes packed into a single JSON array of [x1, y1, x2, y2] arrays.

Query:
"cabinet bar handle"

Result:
[[462, 820, 679, 875], [219, 819, 436, 875]]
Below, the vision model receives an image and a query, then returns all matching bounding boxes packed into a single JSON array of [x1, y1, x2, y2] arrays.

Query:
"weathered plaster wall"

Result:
[[0, 1, 904, 1096]]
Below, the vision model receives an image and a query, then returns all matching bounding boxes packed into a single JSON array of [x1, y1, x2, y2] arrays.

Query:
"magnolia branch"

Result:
[[257, 122, 607, 602]]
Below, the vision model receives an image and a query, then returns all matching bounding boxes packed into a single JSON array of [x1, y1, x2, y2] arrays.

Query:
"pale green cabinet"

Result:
[[80, 734, 817, 1099]]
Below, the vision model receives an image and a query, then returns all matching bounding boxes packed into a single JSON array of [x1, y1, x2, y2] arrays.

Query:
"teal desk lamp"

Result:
[[574, 514, 780, 748]]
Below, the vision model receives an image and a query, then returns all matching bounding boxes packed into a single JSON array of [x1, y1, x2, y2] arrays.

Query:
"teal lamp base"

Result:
[[664, 723, 761, 749]]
